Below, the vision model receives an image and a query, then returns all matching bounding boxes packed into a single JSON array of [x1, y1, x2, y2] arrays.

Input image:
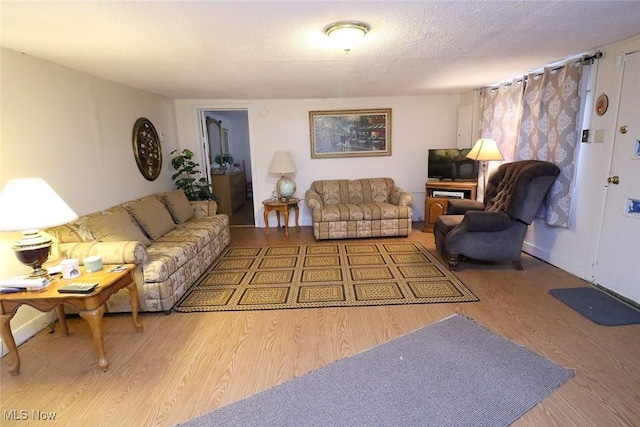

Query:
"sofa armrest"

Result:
[[56, 241, 148, 266], [389, 186, 414, 206], [191, 200, 219, 218], [461, 211, 512, 232], [305, 189, 324, 210], [446, 199, 485, 215]]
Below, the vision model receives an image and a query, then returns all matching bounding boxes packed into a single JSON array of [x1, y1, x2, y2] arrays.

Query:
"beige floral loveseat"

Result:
[[46, 190, 230, 313], [305, 178, 413, 240]]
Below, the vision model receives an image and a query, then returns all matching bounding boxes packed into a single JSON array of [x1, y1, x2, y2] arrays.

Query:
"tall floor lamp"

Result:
[[465, 139, 504, 196]]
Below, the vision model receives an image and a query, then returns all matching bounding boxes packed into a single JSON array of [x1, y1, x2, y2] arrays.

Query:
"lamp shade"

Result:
[[466, 139, 504, 162], [0, 178, 78, 232], [269, 151, 297, 175]]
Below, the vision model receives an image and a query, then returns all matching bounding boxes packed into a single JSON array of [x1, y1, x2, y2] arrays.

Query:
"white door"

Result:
[[593, 51, 640, 303]]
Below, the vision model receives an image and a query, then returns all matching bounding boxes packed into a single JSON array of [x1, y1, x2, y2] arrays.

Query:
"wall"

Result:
[[0, 48, 179, 354], [523, 35, 640, 284], [175, 96, 462, 226]]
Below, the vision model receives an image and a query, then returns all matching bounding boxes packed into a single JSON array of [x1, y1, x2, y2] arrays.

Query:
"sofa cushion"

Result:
[[48, 222, 96, 243], [164, 190, 194, 224], [359, 178, 389, 203], [144, 241, 198, 282], [129, 197, 176, 240], [86, 211, 151, 246], [360, 203, 408, 220], [309, 178, 394, 205], [157, 224, 211, 251], [157, 216, 224, 248], [310, 180, 345, 205], [312, 203, 365, 222]]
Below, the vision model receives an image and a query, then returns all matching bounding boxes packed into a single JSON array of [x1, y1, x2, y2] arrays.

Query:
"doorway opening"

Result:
[[200, 109, 254, 227]]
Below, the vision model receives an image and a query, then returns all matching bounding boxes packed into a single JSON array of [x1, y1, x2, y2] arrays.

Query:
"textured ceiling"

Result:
[[2, 1, 640, 99]]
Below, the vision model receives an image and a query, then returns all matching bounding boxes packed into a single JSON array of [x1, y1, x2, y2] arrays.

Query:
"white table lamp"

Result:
[[269, 151, 297, 200], [0, 178, 78, 278]]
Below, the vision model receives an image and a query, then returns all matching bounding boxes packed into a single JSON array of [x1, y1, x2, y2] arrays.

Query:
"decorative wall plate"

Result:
[[595, 94, 609, 116], [132, 117, 162, 181]]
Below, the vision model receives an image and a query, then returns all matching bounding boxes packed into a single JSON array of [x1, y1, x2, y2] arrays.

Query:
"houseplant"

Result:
[[213, 153, 235, 173], [170, 149, 217, 201]]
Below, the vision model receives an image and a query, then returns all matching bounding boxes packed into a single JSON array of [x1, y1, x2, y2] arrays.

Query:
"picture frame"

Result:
[[309, 109, 391, 158]]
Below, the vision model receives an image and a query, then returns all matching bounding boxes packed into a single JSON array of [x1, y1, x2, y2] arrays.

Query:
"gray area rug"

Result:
[[550, 287, 640, 326], [177, 315, 573, 427]]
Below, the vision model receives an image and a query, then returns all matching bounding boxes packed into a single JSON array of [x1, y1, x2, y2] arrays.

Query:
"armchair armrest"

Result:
[[389, 186, 414, 206], [56, 241, 148, 266], [461, 210, 512, 232], [446, 199, 485, 215], [305, 189, 324, 210], [191, 200, 219, 218]]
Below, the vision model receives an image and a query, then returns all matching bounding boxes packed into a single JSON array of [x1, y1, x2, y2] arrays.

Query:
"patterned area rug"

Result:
[[173, 242, 478, 312]]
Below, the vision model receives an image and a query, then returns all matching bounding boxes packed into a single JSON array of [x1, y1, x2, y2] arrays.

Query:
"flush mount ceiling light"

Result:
[[324, 21, 369, 53]]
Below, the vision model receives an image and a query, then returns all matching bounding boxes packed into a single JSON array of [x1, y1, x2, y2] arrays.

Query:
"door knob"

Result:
[[607, 175, 620, 185]]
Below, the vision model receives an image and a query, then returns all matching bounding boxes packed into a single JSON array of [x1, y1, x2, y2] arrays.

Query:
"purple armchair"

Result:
[[434, 160, 560, 270]]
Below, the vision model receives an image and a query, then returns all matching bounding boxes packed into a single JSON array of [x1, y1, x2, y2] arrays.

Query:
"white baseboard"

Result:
[[1, 311, 55, 357], [522, 241, 589, 280]]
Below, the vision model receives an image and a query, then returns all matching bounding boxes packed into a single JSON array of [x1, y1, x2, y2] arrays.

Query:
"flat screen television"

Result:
[[428, 149, 479, 181]]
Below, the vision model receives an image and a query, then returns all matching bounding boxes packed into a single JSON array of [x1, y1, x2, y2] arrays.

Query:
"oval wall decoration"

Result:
[[132, 117, 162, 181], [595, 93, 609, 116]]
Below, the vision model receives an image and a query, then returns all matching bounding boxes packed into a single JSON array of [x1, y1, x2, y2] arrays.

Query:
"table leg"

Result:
[[283, 209, 290, 237], [126, 282, 144, 333], [1, 313, 20, 375], [55, 305, 69, 335], [79, 305, 108, 372], [294, 204, 300, 229], [264, 209, 270, 236], [275, 210, 281, 227]]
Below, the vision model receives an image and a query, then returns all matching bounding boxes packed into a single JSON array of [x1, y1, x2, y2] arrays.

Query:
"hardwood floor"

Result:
[[2, 224, 639, 426], [229, 196, 255, 227]]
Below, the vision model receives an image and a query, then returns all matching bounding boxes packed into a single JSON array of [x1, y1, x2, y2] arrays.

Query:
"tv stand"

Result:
[[423, 181, 477, 232]]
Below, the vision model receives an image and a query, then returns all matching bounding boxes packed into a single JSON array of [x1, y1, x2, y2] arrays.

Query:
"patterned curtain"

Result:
[[479, 79, 525, 162], [516, 61, 584, 227]]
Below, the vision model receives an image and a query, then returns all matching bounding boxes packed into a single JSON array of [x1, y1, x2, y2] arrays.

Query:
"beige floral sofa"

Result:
[[305, 178, 413, 240], [46, 190, 230, 313]]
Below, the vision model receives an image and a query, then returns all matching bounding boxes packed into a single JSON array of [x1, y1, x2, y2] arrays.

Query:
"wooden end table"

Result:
[[0, 264, 142, 375], [262, 197, 300, 237]]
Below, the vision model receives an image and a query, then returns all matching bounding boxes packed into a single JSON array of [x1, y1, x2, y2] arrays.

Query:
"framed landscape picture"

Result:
[[309, 109, 392, 158]]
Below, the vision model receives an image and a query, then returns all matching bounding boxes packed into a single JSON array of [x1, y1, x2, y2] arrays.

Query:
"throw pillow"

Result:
[[164, 190, 195, 224], [86, 211, 151, 246], [128, 197, 176, 240]]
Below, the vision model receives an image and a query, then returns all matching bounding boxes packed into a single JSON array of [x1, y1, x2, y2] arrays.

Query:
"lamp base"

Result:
[[12, 231, 53, 279], [276, 175, 296, 199]]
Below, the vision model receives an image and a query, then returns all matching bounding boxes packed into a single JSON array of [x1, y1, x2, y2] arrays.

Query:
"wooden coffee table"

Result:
[[262, 197, 300, 237], [0, 264, 142, 375]]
